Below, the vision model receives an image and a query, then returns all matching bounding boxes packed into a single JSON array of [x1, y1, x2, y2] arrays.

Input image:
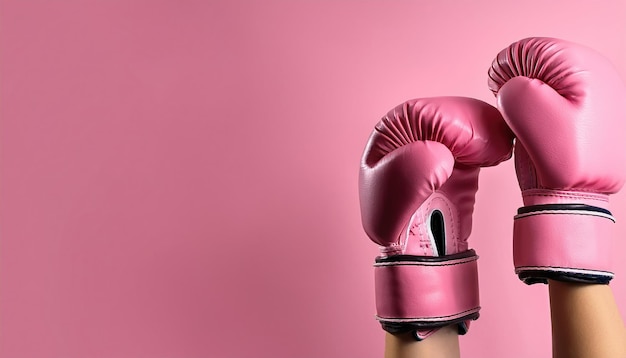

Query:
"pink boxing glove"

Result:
[[359, 97, 513, 340], [488, 37, 626, 284]]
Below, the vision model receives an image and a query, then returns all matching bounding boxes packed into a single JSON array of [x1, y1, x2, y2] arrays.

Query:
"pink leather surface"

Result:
[[358, 97, 511, 332], [375, 256, 480, 321], [359, 97, 512, 331], [521, 189, 610, 208], [513, 214, 614, 275], [359, 97, 513, 251], [488, 37, 626, 278], [488, 37, 626, 197]]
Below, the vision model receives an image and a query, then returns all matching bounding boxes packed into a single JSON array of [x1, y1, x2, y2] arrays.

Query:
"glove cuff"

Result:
[[374, 249, 480, 333], [513, 203, 615, 284], [522, 189, 609, 207]]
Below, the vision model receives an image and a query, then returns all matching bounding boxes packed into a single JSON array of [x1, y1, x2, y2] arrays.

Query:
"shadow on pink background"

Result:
[[1, 1, 625, 357]]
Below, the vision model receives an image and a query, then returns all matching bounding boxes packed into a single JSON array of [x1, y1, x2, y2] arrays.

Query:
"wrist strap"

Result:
[[513, 204, 615, 284], [374, 249, 480, 327]]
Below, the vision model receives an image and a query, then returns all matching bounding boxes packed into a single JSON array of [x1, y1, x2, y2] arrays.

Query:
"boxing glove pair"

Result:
[[359, 37, 626, 340]]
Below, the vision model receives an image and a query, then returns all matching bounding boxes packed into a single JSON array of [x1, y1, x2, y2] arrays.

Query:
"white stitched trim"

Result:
[[514, 210, 615, 222], [373, 256, 477, 267], [516, 266, 614, 277], [375, 307, 480, 322], [402, 209, 420, 253]]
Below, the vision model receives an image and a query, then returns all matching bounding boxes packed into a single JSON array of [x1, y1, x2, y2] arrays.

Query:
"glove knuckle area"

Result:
[[366, 97, 512, 167], [489, 37, 583, 98], [488, 37, 623, 103]]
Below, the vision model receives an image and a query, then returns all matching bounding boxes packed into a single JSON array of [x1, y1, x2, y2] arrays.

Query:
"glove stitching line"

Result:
[[373, 258, 477, 267], [514, 210, 615, 222], [523, 191, 610, 200], [376, 307, 480, 321], [515, 266, 614, 274]]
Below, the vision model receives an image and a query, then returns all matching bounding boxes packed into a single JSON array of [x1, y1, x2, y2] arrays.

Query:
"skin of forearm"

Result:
[[384, 326, 460, 358], [549, 280, 626, 358]]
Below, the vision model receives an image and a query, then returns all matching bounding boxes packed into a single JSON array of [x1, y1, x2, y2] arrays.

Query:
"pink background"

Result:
[[2, 1, 625, 357]]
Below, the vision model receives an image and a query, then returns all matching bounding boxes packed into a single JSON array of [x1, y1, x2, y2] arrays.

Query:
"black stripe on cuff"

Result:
[[517, 203, 612, 216], [375, 249, 477, 264]]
